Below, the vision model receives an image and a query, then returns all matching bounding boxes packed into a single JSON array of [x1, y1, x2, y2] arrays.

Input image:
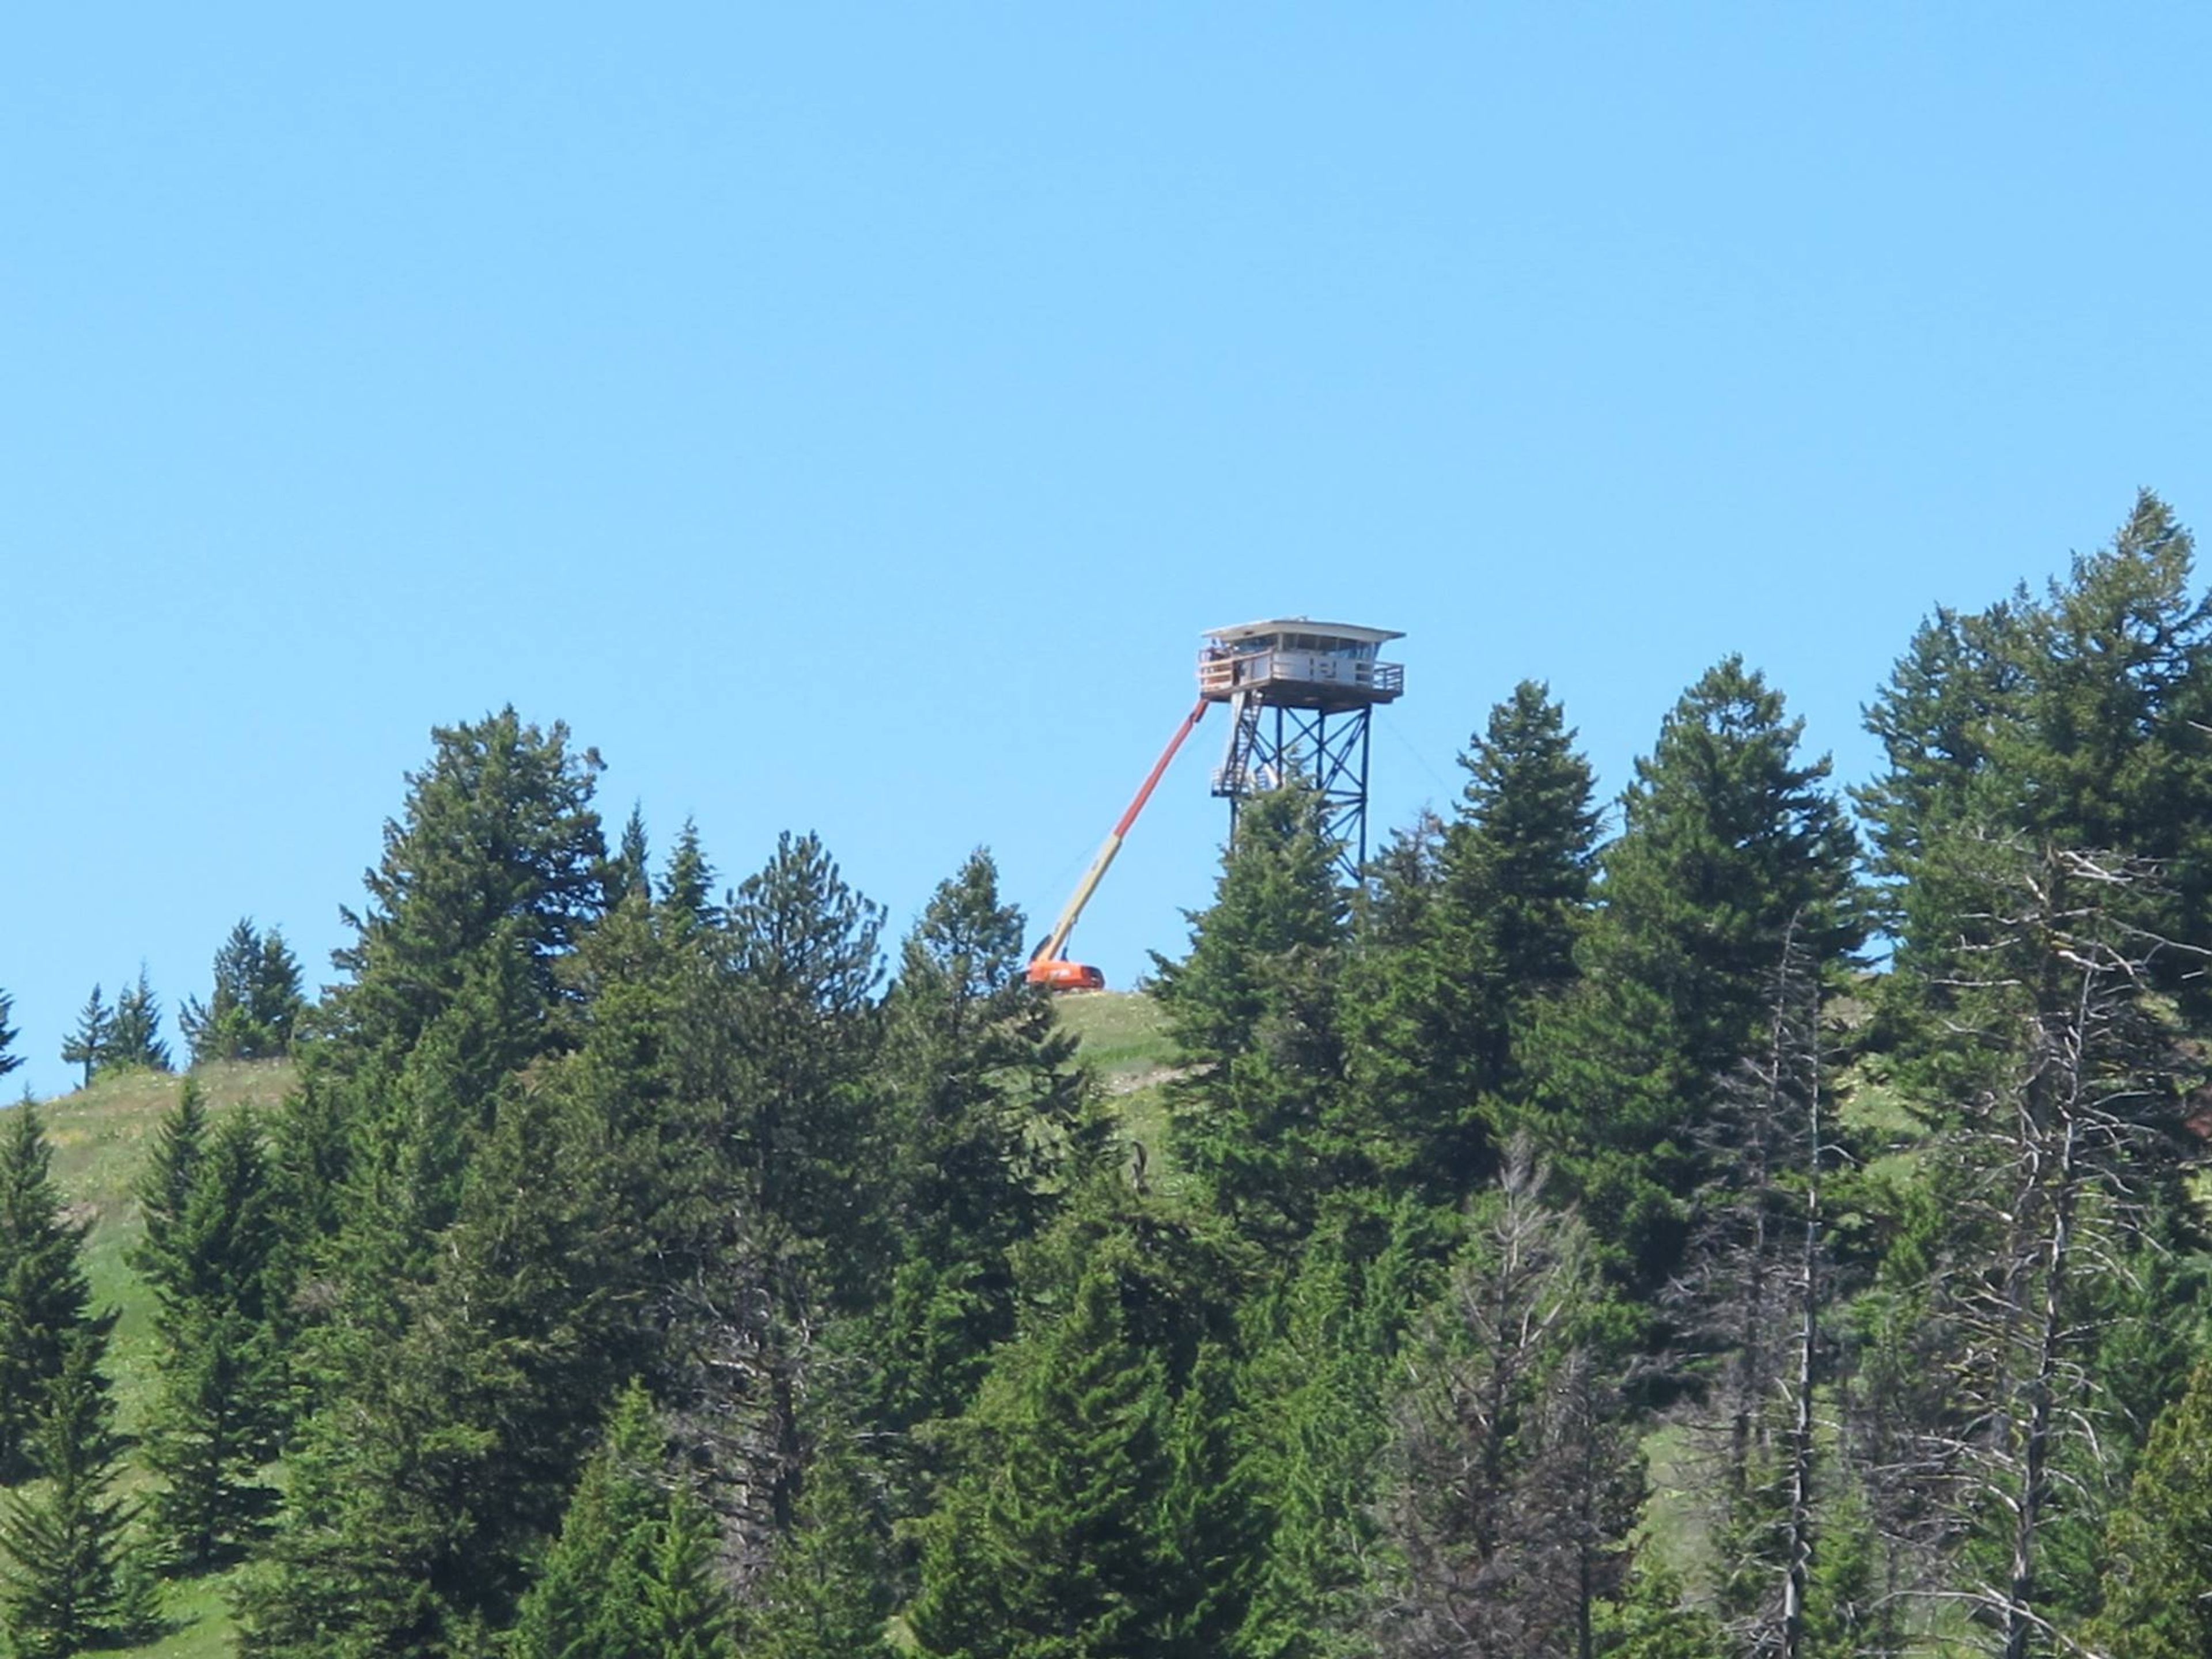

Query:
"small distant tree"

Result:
[[657, 818, 721, 935], [0, 1327, 138, 1657], [604, 804, 650, 910], [180, 921, 305, 1064], [102, 970, 169, 1073], [0, 993, 19, 1082], [58, 988, 109, 1090]]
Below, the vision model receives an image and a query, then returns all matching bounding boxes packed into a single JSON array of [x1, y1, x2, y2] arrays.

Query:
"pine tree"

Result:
[[57, 988, 108, 1092], [323, 706, 606, 1064], [102, 968, 170, 1073], [1153, 779, 1353, 1242], [1343, 683, 1600, 1205], [2084, 1360, 2212, 1658], [510, 1381, 738, 1659], [180, 919, 305, 1063], [0, 1327, 135, 1658], [244, 1075, 631, 1654], [137, 1107, 284, 1570], [908, 1190, 1253, 1659], [604, 803, 651, 911], [1889, 843, 2195, 1659], [1860, 491, 2212, 1011], [658, 817, 721, 936], [643, 1487, 739, 1659], [907, 1260, 1180, 1658], [1235, 1206, 1444, 1659], [1518, 658, 1859, 1282], [744, 1442, 895, 1659], [128, 1082, 210, 1298], [722, 829, 885, 1244], [0, 994, 18, 1082], [1592, 1559, 1726, 1658], [0, 1105, 101, 1482], [146, 1307, 281, 1572], [872, 850, 1092, 1435], [510, 1381, 671, 1659]]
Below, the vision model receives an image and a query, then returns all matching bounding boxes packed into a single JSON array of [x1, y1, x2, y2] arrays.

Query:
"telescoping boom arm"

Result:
[[1028, 700, 1209, 979]]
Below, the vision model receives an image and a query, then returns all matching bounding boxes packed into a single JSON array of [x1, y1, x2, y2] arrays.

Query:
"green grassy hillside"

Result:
[[1055, 990, 1182, 1186]]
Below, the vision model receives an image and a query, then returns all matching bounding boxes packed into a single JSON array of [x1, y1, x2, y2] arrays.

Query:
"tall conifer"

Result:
[[0, 1106, 101, 1482], [1154, 779, 1353, 1241], [0, 1327, 135, 1658]]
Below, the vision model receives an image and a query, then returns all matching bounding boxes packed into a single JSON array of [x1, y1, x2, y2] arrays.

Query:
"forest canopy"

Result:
[[2, 491, 2210, 1658]]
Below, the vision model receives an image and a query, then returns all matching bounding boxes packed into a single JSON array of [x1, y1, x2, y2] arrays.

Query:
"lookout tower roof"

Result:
[[1204, 618, 1405, 647]]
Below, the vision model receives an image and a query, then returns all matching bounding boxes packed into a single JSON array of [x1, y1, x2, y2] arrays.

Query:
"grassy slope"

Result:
[[20, 1060, 295, 1659], [1054, 990, 1183, 1188]]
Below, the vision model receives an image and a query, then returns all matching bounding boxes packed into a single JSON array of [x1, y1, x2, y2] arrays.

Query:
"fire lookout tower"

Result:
[[1200, 618, 1405, 876]]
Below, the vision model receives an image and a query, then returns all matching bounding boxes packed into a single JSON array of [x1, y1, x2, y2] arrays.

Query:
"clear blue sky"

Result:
[[7, 6, 2210, 1099]]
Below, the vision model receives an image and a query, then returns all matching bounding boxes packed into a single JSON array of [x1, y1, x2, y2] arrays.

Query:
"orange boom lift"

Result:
[[1025, 700, 1209, 991]]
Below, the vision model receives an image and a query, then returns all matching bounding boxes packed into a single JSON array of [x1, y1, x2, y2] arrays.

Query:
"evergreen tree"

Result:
[[136, 1107, 284, 1569], [244, 1075, 630, 1654], [1585, 657, 1859, 1084], [1234, 1203, 1445, 1659], [722, 829, 885, 1245], [102, 968, 171, 1073], [180, 919, 305, 1063], [658, 817, 721, 936], [1886, 842, 2194, 1658], [1592, 1559, 1726, 1658], [511, 1380, 734, 1659], [2085, 1359, 2212, 1658], [744, 1442, 895, 1659], [323, 706, 606, 1064], [0, 993, 18, 1082], [0, 1105, 101, 1483], [1518, 658, 1859, 1281], [908, 1190, 1253, 1659], [604, 802, 651, 911], [57, 989, 108, 1092], [643, 1487, 740, 1659], [1344, 683, 1600, 1205], [873, 850, 1092, 1437], [0, 1328, 135, 1658], [128, 1082, 210, 1298], [1450, 680, 1603, 1006], [1154, 780, 1353, 1243], [145, 1305, 282, 1571], [907, 1260, 1186, 1658]]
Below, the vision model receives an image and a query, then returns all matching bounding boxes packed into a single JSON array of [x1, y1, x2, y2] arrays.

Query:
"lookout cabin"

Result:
[[1198, 619, 1405, 713]]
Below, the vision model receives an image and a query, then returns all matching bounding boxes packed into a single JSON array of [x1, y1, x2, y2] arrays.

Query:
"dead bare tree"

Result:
[[1668, 923, 1838, 1659], [1373, 1139, 1639, 1659], [1889, 838, 2202, 1658]]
